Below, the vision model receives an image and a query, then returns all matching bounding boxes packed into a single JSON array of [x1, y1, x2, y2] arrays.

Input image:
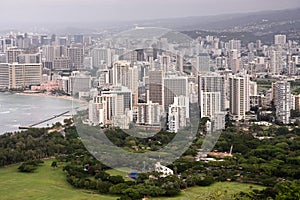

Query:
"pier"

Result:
[[19, 111, 70, 130]]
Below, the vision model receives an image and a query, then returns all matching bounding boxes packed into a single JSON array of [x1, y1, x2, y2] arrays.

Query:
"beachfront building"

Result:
[[0, 63, 42, 89]]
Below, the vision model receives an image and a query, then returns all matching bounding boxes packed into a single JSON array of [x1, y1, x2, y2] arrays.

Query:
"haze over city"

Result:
[[1, 1, 300, 199], [0, 0, 300, 27]]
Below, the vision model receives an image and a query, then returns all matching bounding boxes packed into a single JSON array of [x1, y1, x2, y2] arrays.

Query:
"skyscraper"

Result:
[[69, 72, 92, 95], [198, 72, 226, 110], [270, 50, 283, 74], [112, 61, 138, 105], [273, 81, 291, 124], [148, 70, 163, 105], [67, 46, 84, 69], [228, 39, 241, 51], [199, 72, 226, 130], [168, 96, 189, 133], [229, 49, 240, 73], [197, 53, 210, 72], [164, 74, 188, 112], [136, 101, 162, 126], [200, 91, 221, 118], [274, 34, 287, 45], [89, 86, 133, 129], [91, 48, 112, 69], [229, 73, 250, 121]]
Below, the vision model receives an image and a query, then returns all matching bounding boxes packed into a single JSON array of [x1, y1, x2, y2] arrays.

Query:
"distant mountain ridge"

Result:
[[135, 7, 300, 31], [1, 7, 299, 36]]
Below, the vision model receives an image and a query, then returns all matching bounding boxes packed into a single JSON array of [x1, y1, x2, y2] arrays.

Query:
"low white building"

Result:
[[154, 162, 173, 178]]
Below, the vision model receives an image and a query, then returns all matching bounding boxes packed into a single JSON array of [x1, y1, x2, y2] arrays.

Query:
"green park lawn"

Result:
[[0, 159, 117, 200], [106, 168, 133, 181], [0, 160, 265, 200], [152, 182, 265, 200]]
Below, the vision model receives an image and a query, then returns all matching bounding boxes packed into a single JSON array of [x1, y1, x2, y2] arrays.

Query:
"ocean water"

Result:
[[0, 93, 83, 134]]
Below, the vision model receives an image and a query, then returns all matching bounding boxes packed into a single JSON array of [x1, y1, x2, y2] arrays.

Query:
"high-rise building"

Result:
[[6, 48, 23, 63], [163, 74, 188, 112], [198, 72, 226, 110], [101, 86, 133, 114], [157, 54, 171, 72], [229, 49, 240, 73], [0, 63, 9, 89], [91, 48, 112, 69], [148, 70, 163, 105], [270, 50, 283, 74], [74, 35, 84, 44], [199, 72, 226, 129], [249, 81, 258, 96], [295, 94, 300, 111], [1, 38, 14, 52], [196, 53, 210, 72], [67, 46, 84, 69], [89, 93, 123, 126], [53, 57, 71, 70], [274, 34, 287, 45], [228, 39, 241, 51], [0, 63, 42, 89], [168, 96, 189, 133], [89, 86, 133, 129], [229, 74, 250, 121], [136, 101, 162, 126], [69, 72, 92, 95], [200, 92, 221, 118], [112, 61, 138, 105], [42, 45, 67, 69], [273, 81, 291, 124], [43, 45, 55, 62]]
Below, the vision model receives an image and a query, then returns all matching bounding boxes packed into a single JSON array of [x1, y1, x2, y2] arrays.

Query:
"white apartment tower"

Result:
[[270, 50, 283, 74], [274, 34, 287, 45], [168, 96, 189, 133], [229, 74, 250, 121], [199, 72, 226, 111], [112, 61, 138, 105], [273, 81, 291, 124]]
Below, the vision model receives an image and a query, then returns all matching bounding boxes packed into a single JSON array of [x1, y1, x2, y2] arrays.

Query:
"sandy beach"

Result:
[[14, 92, 88, 104]]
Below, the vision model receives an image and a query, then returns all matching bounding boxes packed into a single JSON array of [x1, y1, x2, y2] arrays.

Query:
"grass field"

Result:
[[106, 168, 133, 181], [0, 160, 117, 200], [152, 182, 265, 200], [0, 160, 265, 200]]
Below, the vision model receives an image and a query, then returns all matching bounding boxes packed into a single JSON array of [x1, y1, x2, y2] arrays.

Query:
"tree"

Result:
[[51, 161, 58, 168], [109, 183, 129, 195], [109, 175, 125, 184], [275, 180, 300, 200], [97, 181, 112, 194], [95, 171, 110, 181]]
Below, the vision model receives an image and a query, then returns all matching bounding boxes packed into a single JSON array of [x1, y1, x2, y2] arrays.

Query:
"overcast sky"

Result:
[[0, 0, 299, 25]]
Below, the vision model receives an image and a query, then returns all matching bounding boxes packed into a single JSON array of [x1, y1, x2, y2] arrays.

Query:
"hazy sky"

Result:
[[0, 0, 299, 24]]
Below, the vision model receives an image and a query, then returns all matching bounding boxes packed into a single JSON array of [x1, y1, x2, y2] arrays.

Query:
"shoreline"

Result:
[[0, 92, 88, 135], [13, 92, 88, 104]]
